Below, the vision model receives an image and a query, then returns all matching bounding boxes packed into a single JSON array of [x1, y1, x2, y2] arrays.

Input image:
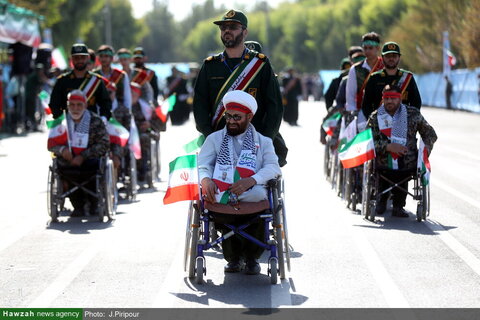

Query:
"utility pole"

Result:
[[104, 0, 112, 45]]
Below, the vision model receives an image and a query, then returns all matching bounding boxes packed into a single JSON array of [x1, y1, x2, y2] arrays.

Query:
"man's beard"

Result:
[[221, 32, 243, 48], [226, 121, 248, 136], [74, 63, 87, 71], [385, 60, 399, 70], [134, 62, 144, 68]]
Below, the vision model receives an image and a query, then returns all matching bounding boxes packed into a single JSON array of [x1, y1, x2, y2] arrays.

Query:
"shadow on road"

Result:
[[46, 216, 114, 234]]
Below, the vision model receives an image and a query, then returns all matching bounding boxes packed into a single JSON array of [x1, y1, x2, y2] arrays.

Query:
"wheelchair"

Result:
[[184, 177, 291, 285], [47, 155, 117, 223], [361, 159, 430, 222], [137, 130, 160, 189], [117, 149, 138, 201]]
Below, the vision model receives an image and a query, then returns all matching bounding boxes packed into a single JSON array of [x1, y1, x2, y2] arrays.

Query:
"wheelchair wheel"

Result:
[[272, 182, 288, 279], [362, 161, 375, 221], [344, 168, 353, 208], [269, 258, 278, 285], [330, 151, 338, 190], [323, 142, 331, 180], [184, 201, 194, 272], [195, 257, 204, 284], [103, 158, 117, 221], [127, 150, 138, 201], [186, 202, 200, 278], [416, 182, 430, 222], [47, 165, 62, 222], [151, 137, 161, 182]]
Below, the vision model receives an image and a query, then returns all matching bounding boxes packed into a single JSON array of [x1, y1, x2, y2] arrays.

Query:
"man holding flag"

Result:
[[49, 44, 112, 120], [48, 90, 109, 217], [366, 85, 437, 217], [198, 90, 281, 275]]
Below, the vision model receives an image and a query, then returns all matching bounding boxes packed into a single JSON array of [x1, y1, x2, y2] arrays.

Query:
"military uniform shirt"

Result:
[[193, 49, 283, 139], [362, 68, 422, 118], [49, 70, 112, 120]]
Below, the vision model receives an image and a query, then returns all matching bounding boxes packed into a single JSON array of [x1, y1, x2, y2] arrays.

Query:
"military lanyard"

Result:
[[222, 48, 247, 73]]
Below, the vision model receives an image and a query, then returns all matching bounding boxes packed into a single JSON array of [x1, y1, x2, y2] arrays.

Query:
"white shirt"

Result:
[[346, 59, 372, 112], [198, 127, 281, 202]]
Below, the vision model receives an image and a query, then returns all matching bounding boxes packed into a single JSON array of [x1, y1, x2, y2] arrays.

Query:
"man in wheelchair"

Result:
[[130, 82, 163, 184], [48, 90, 110, 217], [198, 90, 281, 275], [366, 85, 437, 217]]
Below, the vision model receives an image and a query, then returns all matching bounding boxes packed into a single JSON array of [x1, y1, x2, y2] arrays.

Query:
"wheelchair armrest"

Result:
[[204, 200, 270, 215]]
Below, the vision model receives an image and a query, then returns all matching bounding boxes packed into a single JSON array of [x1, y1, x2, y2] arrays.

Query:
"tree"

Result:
[[84, 0, 144, 52], [50, 0, 103, 50], [9, 0, 66, 27]]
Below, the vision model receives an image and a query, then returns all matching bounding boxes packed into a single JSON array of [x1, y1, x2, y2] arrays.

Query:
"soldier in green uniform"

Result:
[[133, 47, 160, 103], [193, 9, 287, 166], [362, 42, 422, 119], [49, 44, 112, 120]]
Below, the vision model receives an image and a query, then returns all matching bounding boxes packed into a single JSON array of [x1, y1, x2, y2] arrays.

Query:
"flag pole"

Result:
[[64, 110, 71, 153]]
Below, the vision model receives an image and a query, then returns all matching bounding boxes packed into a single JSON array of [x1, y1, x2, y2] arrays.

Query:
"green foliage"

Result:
[[84, 0, 144, 52], [9, 0, 66, 26]]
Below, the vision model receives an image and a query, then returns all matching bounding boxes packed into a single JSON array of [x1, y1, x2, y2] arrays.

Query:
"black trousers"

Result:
[[213, 212, 266, 262], [377, 169, 413, 208], [58, 159, 99, 210]]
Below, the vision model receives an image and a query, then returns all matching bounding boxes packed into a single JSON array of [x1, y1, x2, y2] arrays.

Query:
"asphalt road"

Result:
[[0, 101, 479, 308]]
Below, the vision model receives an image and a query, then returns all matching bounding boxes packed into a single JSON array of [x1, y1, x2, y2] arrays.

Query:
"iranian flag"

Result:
[[107, 118, 129, 147], [163, 154, 199, 204], [129, 118, 142, 159], [322, 112, 342, 136], [155, 94, 176, 123], [417, 138, 431, 186], [338, 128, 376, 169], [47, 113, 68, 149], [51, 46, 68, 71], [183, 135, 205, 153], [38, 90, 52, 115]]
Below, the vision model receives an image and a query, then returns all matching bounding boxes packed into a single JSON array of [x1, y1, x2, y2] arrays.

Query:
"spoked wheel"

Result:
[[128, 151, 138, 201], [104, 159, 117, 221], [269, 258, 278, 285], [195, 257, 205, 284], [362, 161, 375, 221], [330, 151, 338, 190], [416, 181, 430, 222], [187, 203, 200, 278], [184, 201, 194, 272], [424, 184, 430, 218], [152, 138, 161, 181], [323, 142, 331, 180], [272, 184, 286, 280], [278, 179, 291, 273], [47, 166, 61, 223], [345, 168, 353, 208]]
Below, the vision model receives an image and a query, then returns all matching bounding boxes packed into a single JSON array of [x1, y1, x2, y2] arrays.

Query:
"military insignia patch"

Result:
[[388, 43, 396, 50], [246, 43, 255, 50], [248, 88, 257, 97], [225, 10, 235, 18]]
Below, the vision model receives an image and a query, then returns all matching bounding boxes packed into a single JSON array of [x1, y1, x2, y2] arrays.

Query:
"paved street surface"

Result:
[[1, 101, 480, 308]]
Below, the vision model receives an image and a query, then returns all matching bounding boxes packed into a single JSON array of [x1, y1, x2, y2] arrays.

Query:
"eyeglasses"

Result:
[[219, 24, 243, 31], [223, 113, 243, 121]]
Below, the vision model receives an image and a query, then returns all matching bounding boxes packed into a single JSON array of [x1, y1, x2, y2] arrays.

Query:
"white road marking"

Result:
[[426, 220, 480, 277], [439, 145, 480, 161], [341, 215, 410, 308], [151, 239, 187, 307], [434, 179, 480, 211], [270, 277, 293, 307], [28, 245, 100, 307]]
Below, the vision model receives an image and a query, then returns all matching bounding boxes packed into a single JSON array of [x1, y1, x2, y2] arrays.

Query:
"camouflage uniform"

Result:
[[367, 105, 437, 208], [48, 111, 110, 211]]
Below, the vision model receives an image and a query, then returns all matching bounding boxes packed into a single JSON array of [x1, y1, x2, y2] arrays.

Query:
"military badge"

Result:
[[248, 88, 257, 97], [387, 43, 396, 50], [225, 10, 235, 18]]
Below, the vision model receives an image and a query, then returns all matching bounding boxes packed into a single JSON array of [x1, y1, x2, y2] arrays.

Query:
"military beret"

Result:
[[223, 90, 257, 115], [214, 10, 248, 28]]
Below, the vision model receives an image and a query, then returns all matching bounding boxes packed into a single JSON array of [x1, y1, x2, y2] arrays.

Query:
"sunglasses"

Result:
[[219, 24, 243, 31], [223, 113, 244, 121]]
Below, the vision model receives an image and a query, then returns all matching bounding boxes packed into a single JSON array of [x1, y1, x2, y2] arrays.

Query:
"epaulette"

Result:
[[398, 68, 412, 75], [205, 54, 222, 62], [255, 52, 267, 60], [372, 70, 385, 77], [57, 71, 70, 80]]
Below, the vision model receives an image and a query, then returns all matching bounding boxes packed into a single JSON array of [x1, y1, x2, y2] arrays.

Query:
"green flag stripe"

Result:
[[183, 135, 206, 153], [169, 154, 197, 172], [338, 128, 373, 153], [46, 113, 65, 129]]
